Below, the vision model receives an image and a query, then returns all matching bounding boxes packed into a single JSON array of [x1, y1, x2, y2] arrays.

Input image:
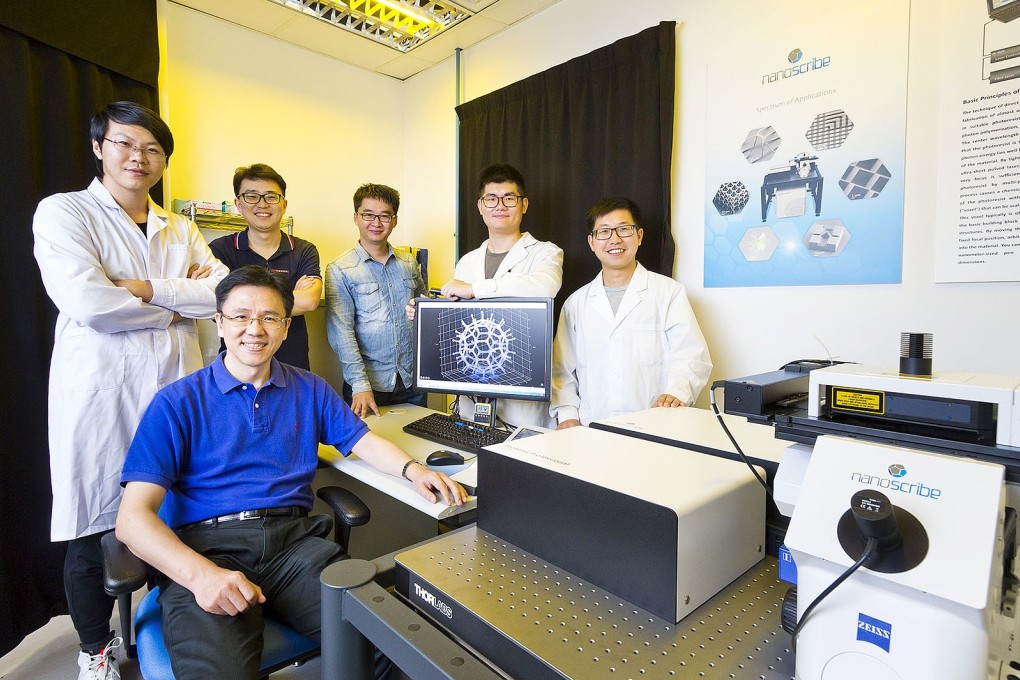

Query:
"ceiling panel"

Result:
[[171, 0, 297, 34], [169, 0, 561, 80], [477, 0, 560, 24]]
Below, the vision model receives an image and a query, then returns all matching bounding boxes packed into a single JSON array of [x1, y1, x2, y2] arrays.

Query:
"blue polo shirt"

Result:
[[121, 355, 368, 529]]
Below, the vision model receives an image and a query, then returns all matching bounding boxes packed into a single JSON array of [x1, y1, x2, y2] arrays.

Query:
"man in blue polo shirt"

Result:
[[116, 265, 465, 679], [209, 163, 321, 369]]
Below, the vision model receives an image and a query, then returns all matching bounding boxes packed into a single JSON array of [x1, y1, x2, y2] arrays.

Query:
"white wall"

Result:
[[401, 0, 1020, 401]]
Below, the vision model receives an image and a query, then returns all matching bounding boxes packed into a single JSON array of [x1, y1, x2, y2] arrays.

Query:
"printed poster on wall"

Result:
[[703, 0, 909, 287], [935, 0, 1020, 283]]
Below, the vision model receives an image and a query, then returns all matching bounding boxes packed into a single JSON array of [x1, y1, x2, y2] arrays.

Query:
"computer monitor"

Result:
[[413, 297, 554, 404]]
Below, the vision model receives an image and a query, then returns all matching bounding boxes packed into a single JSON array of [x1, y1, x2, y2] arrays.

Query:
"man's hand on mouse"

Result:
[[406, 462, 468, 505]]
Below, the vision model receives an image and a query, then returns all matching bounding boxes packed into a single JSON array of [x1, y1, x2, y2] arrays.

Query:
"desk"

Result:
[[316, 404, 476, 558], [591, 406, 792, 472]]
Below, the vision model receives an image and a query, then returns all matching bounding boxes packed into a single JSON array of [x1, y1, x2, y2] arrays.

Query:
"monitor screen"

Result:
[[413, 297, 553, 402]]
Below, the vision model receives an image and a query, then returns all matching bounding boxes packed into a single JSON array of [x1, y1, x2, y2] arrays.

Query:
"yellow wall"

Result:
[[162, 2, 407, 267]]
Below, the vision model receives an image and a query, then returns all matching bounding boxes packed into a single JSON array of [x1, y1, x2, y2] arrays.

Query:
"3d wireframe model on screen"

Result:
[[413, 297, 553, 401]]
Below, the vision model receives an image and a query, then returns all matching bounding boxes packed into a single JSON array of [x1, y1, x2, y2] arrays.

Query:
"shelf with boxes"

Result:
[[172, 199, 293, 234]]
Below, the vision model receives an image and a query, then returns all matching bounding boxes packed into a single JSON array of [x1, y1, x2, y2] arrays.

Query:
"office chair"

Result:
[[101, 486, 371, 679]]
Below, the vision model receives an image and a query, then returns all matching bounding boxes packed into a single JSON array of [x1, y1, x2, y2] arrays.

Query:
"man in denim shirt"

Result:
[[326, 184, 426, 417]]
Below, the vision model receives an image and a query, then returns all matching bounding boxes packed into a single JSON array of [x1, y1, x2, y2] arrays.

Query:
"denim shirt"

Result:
[[325, 243, 425, 394]]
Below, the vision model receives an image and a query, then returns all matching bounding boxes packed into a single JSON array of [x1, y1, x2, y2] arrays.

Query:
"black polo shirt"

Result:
[[209, 229, 321, 369]]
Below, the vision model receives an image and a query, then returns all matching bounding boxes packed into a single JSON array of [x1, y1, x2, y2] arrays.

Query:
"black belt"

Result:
[[177, 507, 307, 532]]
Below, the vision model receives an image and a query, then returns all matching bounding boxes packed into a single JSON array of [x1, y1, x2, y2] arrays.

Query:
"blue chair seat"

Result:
[[134, 585, 319, 680]]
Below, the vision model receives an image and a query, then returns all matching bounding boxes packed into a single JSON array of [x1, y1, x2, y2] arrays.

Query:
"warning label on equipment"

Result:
[[831, 387, 885, 414]]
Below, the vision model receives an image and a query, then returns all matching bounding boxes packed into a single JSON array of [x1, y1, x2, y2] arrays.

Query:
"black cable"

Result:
[[791, 536, 879, 651], [708, 381, 774, 500]]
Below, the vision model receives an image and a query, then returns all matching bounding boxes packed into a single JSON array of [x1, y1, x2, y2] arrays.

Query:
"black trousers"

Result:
[[64, 530, 116, 652], [157, 514, 393, 680]]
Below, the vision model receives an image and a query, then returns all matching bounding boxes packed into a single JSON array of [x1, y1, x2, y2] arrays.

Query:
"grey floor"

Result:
[[0, 592, 321, 680]]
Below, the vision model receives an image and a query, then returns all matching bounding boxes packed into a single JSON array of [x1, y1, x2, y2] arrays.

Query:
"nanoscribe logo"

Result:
[[413, 582, 453, 619], [849, 464, 942, 500], [762, 48, 831, 84]]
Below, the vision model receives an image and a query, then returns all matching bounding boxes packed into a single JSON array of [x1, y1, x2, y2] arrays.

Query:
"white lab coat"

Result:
[[454, 232, 563, 428], [33, 179, 228, 541], [550, 264, 712, 426]]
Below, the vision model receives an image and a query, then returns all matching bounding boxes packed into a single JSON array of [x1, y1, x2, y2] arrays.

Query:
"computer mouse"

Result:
[[426, 450, 466, 466]]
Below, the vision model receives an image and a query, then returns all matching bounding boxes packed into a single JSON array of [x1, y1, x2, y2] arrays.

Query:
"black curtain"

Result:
[[456, 22, 677, 309], [0, 1, 158, 655]]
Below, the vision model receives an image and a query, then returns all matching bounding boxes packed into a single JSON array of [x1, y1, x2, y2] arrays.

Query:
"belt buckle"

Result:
[[238, 510, 262, 521]]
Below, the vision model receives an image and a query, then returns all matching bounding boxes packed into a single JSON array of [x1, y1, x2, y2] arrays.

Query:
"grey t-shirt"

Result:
[[484, 248, 510, 279], [605, 284, 628, 315]]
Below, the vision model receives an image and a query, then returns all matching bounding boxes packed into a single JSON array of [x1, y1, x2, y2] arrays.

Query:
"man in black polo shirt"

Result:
[[209, 164, 321, 368]]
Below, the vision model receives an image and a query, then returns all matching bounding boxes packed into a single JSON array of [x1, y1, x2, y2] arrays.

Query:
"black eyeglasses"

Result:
[[591, 225, 638, 240], [103, 138, 166, 159], [357, 212, 394, 224], [238, 191, 284, 205], [218, 313, 289, 329], [480, 194, 523, 208]]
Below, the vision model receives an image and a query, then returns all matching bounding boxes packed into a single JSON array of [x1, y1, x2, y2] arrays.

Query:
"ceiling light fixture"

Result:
[[269, 0, 474, 52]]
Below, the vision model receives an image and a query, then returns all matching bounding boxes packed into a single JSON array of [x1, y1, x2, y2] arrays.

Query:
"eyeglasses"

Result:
[[218, 313, 289, 329], [591, 225, 638, 240], [480, 194, 523, 208], [238, 191, 284, 205], [357, 212, 394, 224], [103, 138, 166, 159]]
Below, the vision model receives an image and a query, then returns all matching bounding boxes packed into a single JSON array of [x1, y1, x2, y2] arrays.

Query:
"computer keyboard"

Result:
[[402, 413, 511, 455]]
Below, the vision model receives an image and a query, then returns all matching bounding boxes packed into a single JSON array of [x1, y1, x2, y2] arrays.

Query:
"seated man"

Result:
[[326, 183, 425, 418], [551, 197, 712, 428], [116, 265, 466, 679]]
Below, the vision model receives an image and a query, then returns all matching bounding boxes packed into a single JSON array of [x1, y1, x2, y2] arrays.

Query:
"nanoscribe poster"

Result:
[[934, 0, 1020, 283], [703, 0, 908, 287]]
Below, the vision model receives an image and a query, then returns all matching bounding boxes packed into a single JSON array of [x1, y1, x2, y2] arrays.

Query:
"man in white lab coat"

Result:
[[32, 101, 228, 680], [438, 163, 563, 428], [550, 197, 712, 428]]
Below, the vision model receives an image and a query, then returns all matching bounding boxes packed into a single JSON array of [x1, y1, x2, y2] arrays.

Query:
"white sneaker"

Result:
[[76, 637, 122, 680]]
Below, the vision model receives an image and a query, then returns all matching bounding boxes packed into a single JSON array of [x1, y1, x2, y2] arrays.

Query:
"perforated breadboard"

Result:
[[396, 526, 795, 679]]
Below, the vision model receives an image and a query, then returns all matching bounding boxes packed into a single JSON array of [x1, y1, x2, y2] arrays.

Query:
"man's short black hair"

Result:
[[215, 265, 295, 317], [353, 183, 400, 213], [585, 197, 643, 232], [233, 163, 287, 197], [477, 164, 526, 197], [90, 101, 174, 178]]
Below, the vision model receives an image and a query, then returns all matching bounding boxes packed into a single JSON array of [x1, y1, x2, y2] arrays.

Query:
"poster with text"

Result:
[[704, 0, 908, 287], [935, 0, 1020, 282]]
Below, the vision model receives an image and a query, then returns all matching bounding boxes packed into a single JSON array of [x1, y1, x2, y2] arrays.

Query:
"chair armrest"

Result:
[[101, 531, 148, 597], [316, 486, 371, 553]]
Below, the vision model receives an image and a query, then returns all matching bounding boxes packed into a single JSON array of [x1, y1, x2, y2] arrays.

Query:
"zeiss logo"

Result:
[[413, 582, 453, 619], [857, 613, 891, 652]]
